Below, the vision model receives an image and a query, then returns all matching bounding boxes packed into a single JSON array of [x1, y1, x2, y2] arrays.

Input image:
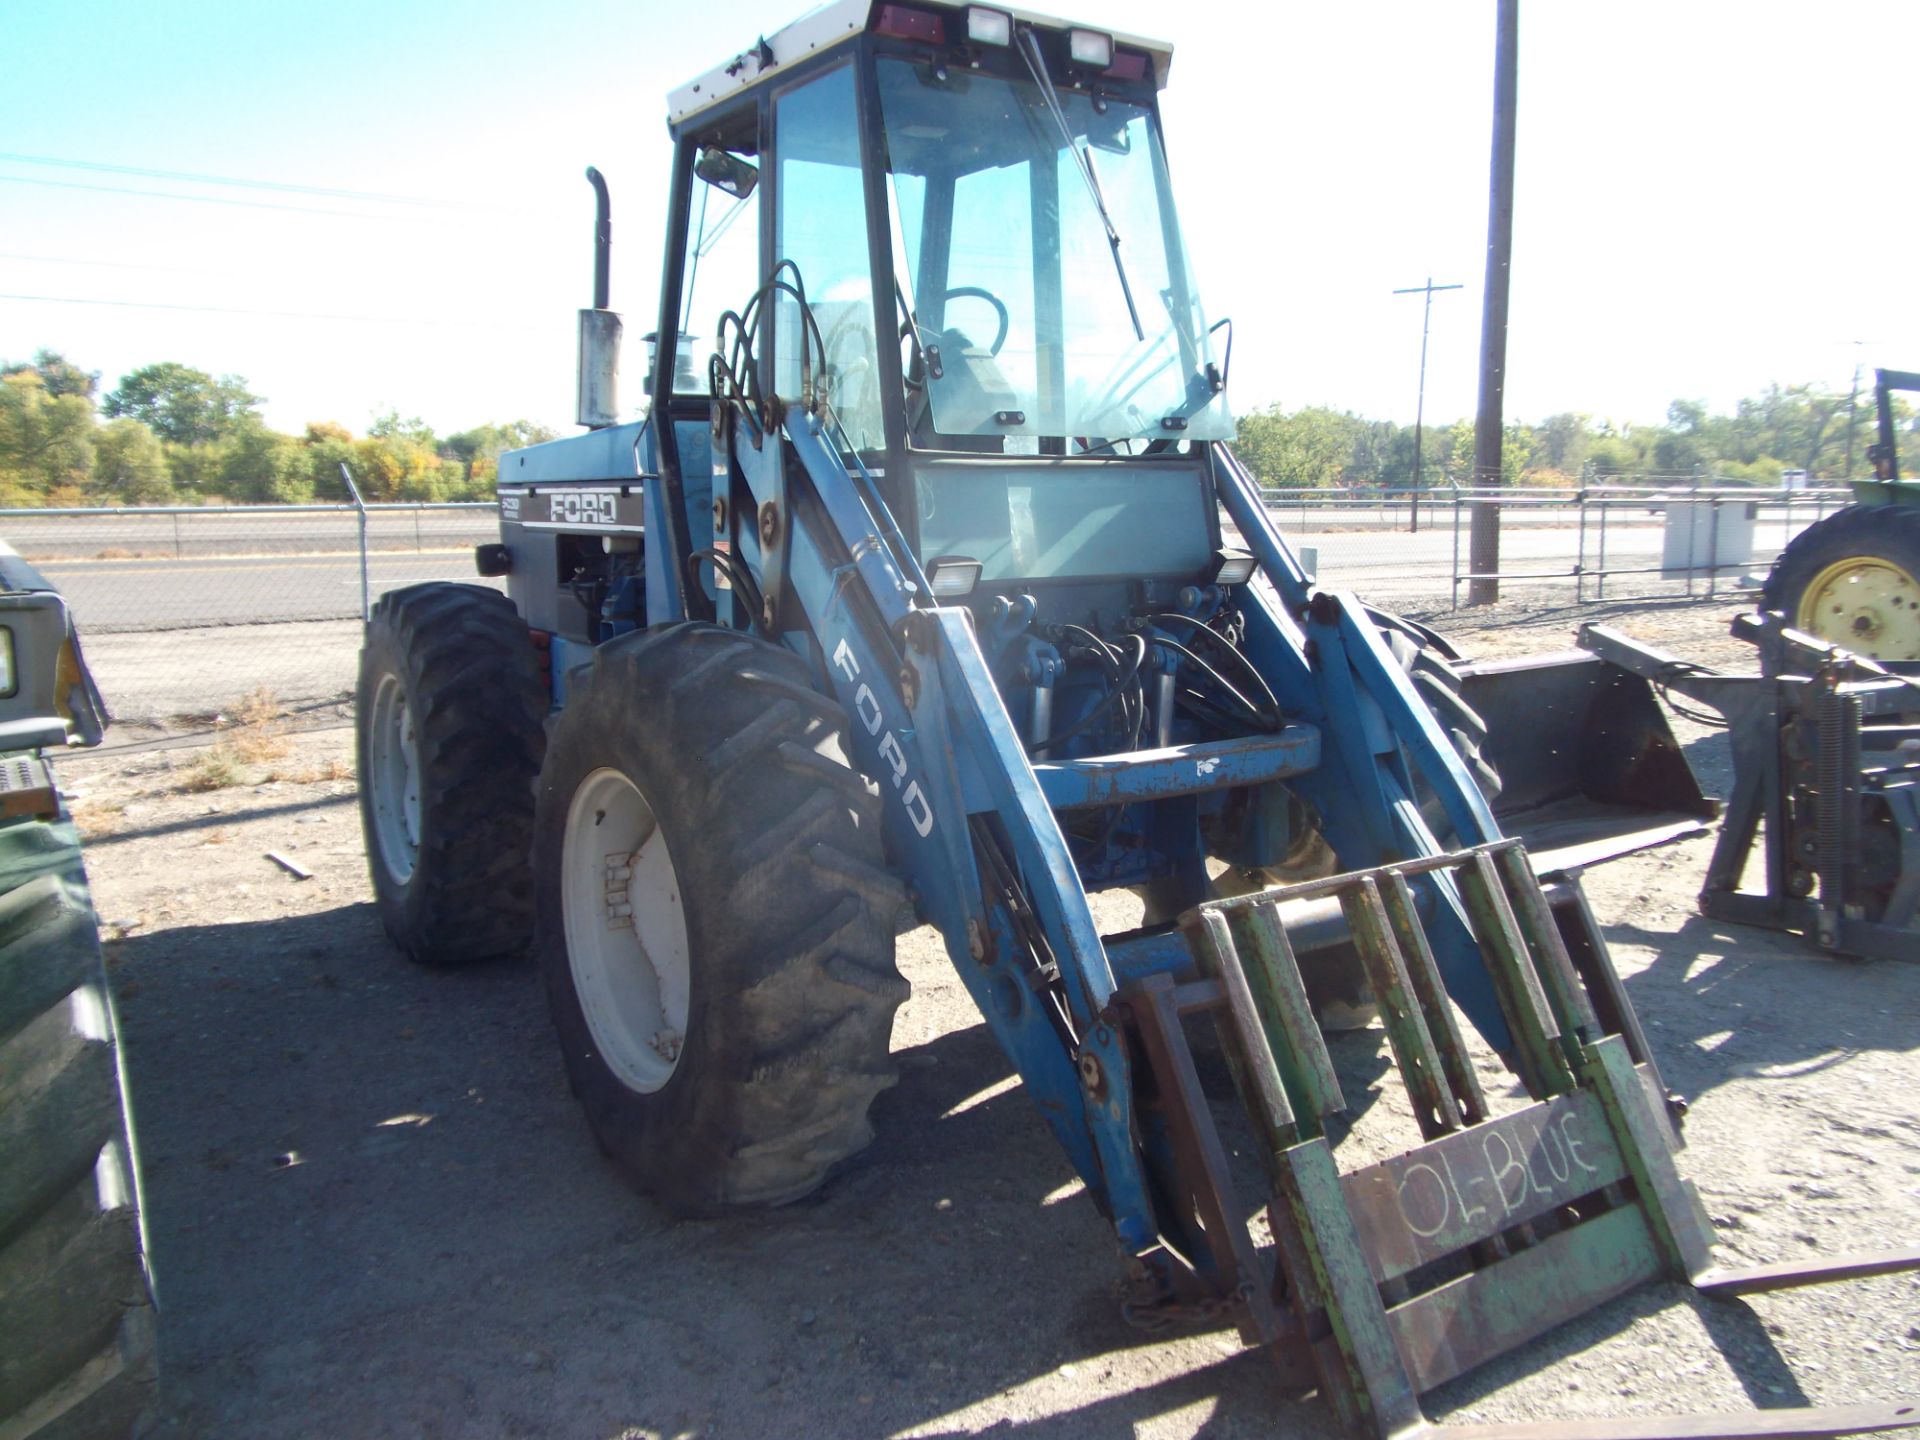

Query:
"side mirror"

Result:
[[694, 147, 759, 200]]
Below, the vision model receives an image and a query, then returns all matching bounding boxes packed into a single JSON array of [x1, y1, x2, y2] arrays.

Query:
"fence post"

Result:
[[1597, 492, 1610, 600], [171, 512, 182, 559], [1685, 475, 1701, 597], [340, 464, 370, 624], [413, 505, 423, 553], [1575, 487, 1587, 604], [1705, 495, 1721, 599], [1449, 479, 1463, 611]]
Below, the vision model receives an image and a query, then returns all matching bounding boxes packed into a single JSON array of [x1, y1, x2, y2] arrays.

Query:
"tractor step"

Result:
[[1109, 839, 1920, 1440]]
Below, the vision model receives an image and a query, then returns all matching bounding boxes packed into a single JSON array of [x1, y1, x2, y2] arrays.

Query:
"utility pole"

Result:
[[1841, 340, 1878, 479], [1393, 277, 1461, 534], [1469, 0, 1519, 605], [1846, 359, 1862, 480]]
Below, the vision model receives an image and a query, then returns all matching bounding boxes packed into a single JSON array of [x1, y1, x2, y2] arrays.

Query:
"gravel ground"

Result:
[[55, 594, 1919, 1439]]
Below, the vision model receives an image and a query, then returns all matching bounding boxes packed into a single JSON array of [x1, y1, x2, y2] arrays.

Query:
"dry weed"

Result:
[[224, 687, 292, 764], [69, 800, 128, 837], [179, 747, 247, 793], [177, 687, 295, 791], [267, 756, 354, 785]]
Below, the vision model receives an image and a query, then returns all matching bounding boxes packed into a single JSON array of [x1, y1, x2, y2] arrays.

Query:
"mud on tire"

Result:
[[533, 623, 908, 1215], [0, 825, 156, 1439], [357, 583, 548, 966]]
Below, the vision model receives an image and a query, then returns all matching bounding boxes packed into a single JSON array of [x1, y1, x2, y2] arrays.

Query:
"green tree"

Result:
[[302, 421, 358, 501], [1234, 404, 1358, 489], [368, 411, 437, 447], [442, 419, 556, 466], [1446, 419, 1535, 486], [0, 371, 94, 503], [1531, 412, 1592, 478], [103, 363, 260, 445], [220, 419, 310, 503], [163, 441, 224, 500], [92, 419, 172, 504], [2, 349, 99, 401]]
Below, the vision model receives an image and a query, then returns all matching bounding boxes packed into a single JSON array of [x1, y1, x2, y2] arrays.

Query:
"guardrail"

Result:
[[1437, 484, 1851, 606], [0, 501, 497, 562], [0, 487, 1854, 722]]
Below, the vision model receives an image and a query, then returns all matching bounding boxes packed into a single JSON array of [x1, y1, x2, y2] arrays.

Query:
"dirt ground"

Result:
[[58, 594, 1918, 1440]]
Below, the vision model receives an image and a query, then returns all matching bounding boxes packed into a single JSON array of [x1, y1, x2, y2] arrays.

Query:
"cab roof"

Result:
[[668, 0, 1174, 127]]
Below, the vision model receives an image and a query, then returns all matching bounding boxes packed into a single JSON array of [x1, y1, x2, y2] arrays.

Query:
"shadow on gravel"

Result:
[[107, 904, 1343, 1438], [105, 895, 1903, 1439], [81, 792, 356, 850], [1612, 912, 1920, 1107]]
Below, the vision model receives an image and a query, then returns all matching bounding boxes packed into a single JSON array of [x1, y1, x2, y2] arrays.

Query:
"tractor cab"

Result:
[[657, 1, 1236, 637]]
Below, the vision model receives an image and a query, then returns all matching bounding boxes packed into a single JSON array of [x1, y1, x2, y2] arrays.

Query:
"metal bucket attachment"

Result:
[[1459, 652, 1717, 872], [1114, 840, 1920, 1439]]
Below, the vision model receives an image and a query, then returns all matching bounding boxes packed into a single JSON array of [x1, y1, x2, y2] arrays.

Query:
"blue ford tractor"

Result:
[[355, 6, 1920, 1434]]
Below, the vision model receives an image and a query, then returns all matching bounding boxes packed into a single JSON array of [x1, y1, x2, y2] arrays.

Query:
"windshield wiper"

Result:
[[1016, 27, 1143, 342]]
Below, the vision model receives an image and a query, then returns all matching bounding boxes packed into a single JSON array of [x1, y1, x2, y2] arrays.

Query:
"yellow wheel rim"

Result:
[[1794, 555, 1920, 661]]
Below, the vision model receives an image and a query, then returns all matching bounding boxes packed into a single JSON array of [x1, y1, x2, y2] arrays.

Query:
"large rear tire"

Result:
[[1762, 503, 1920, 662], [0, 822, 155, 1439], [356, 583, 548, 966], [533, 623, 908, 1216]]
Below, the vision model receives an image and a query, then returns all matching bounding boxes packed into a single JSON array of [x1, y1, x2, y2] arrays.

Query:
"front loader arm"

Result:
[[738, 412, 1162, 1248]]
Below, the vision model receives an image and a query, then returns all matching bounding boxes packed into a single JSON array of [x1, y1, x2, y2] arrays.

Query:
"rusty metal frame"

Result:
[[1108, 839, 1920, 1440]]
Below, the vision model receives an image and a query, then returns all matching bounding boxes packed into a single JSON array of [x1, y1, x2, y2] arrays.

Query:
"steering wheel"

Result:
[[931, 285, 1010, 356]]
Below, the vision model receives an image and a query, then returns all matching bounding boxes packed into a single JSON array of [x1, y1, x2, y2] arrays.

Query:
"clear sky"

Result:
[[4, 1, 1915, 440]]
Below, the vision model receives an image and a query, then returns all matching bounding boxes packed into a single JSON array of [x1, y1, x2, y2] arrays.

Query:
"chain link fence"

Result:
[[6, 504, 497, 727], [1, 486, 1840, 730], [1253, 483, 1844, 607]]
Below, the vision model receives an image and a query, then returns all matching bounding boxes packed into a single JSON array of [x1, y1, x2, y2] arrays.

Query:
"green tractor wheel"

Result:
[[1763, 503, 1920, 662]]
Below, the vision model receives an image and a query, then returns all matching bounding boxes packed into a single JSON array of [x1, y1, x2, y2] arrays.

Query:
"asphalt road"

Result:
[[32, 518, 1779, 636], [20, 505, 1806, 725], [38, 550, 499, 633]]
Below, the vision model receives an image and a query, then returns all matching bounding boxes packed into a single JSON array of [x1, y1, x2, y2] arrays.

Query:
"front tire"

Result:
[[533, 623, 907, 1215], [356, 584, 547, 966]]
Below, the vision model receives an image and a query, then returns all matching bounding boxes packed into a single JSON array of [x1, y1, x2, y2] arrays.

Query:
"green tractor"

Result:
[[0, 546, 155, 1439], [1763, 366, 1920, 661]]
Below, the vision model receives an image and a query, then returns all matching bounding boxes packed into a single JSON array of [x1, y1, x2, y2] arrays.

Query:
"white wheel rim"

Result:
[[561, 768, 691, 1094], [368, 673, 422, 885]]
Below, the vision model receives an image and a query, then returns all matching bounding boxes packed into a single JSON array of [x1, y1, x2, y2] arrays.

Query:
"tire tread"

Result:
[[535, 623, 905, 1214]]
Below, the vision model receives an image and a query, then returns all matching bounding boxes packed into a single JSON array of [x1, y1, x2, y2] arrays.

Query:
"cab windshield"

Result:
[[876, 55, 1232, 451]]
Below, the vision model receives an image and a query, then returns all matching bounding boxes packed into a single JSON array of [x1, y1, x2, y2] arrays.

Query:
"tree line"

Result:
[[0, 350, 554, 508], [5, 348, 1912, 508], [1234, 383, 1917, 491]]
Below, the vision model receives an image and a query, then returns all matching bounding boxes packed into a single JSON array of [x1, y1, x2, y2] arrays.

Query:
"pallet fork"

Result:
[[1114, 839, 1920, 1438]]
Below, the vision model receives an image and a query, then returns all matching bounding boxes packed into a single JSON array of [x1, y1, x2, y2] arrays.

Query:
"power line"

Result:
[[0, 174, 445, 223], [0, 150, 510, 214], [0, 251, 232, 277], [0, 292, 549, 332]]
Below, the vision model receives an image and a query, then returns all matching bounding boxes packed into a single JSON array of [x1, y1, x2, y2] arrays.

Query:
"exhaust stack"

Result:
[[577, 166, 622, 429]]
